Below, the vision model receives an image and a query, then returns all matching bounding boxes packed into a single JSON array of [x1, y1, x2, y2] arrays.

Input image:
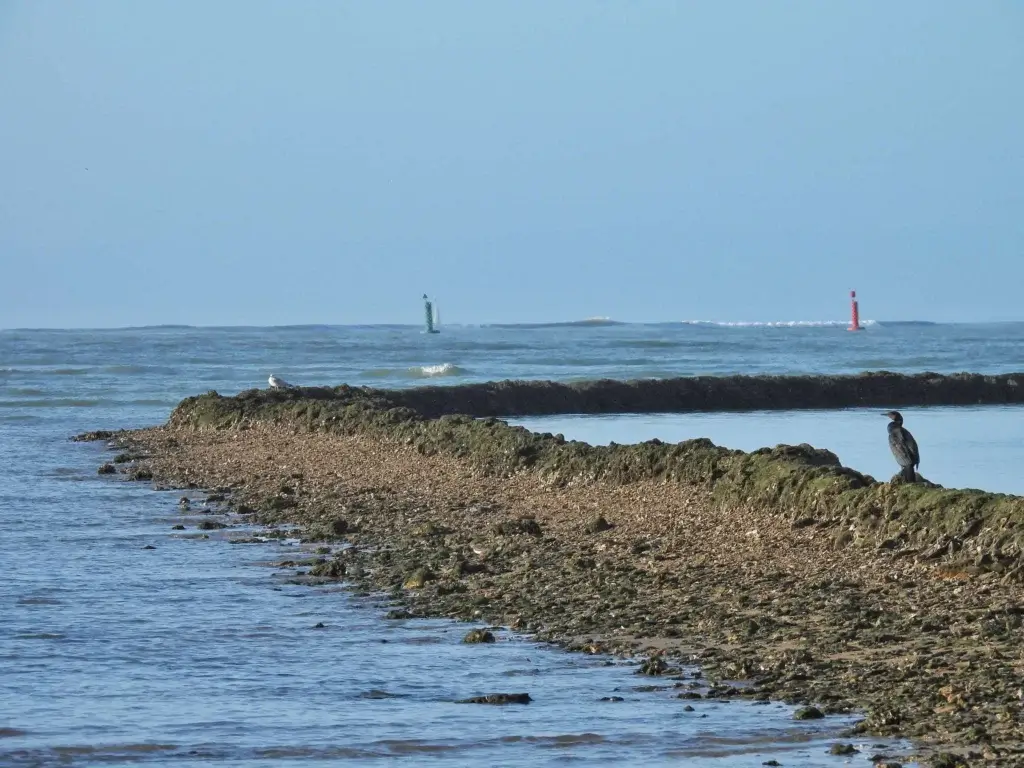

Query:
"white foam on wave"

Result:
[[418, 363, 464, 377], [680, 319, 877, 328]]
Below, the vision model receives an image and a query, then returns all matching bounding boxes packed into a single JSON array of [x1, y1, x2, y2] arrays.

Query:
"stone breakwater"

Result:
[[224, 370, 1024, 419], [81, 376, 1024, 767]]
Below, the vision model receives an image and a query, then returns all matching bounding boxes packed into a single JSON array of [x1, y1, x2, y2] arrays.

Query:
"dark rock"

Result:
[[457, 693, 531, 705], [676, 691, 702, 699], [762, 762, 781, 767], [142, 545, 156, 550], [600, 696, 624, 702], [171, 524, 186, 530], [97, 463, 116, 475], [463, 628, 495, 644], [930, 754, 967, 768], [683, 704, 695, 711], [638, 655, 669, 675], [403, 567, 434, 589], [829, 744, 859, 756], [72, 430, 114, 442], [112, 453, 133, 464], [329, 518, 348, 536], [268, 495, 297, 511], [385, 609, 414, 619], [312, 622, 326, 629], [585, 515, 614, 533], [793, 706, 824, 720], [129, 468, 153, 481], [494, 517, 542, 536], [309, 559, 345, 578], [197, 520, 228, 530], [457, 559, 488, 575]]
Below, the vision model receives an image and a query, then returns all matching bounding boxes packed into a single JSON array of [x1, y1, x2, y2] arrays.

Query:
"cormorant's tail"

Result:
[[901, 465, 916, 482]]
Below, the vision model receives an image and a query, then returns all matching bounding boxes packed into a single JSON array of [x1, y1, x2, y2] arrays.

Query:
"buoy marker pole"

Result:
[[848, 290, 862, 332], [423, 293, 438, 334]]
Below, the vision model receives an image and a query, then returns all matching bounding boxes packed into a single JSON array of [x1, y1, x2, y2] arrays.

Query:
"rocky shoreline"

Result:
[[79, 381, 1024, 767]]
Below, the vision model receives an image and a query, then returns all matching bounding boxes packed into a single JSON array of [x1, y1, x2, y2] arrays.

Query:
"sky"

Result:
[[0, 2, 1021, 328]]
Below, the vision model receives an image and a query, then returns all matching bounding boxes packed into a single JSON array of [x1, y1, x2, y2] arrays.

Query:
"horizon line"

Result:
[[3, 318, 1024, 333]]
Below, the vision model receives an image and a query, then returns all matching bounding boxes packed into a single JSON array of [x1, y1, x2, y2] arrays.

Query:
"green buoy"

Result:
[[423, 294, 440, 334]]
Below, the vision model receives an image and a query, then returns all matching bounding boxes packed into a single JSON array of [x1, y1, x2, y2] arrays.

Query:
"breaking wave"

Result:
[[680, 320, 878, 328], [361, 363, 469, 380]]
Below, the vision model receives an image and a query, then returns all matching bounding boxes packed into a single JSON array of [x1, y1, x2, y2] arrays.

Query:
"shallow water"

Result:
[[0, 421, 910, 767], [6, 321, 1013, 766]]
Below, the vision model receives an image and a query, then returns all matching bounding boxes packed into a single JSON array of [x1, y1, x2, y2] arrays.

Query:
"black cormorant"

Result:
[[884, 410, 919, 482]]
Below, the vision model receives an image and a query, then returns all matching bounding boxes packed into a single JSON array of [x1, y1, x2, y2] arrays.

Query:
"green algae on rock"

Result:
[[164, 380, 1024, 574]]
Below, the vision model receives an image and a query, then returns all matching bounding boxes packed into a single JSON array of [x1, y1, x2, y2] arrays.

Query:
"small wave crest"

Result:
[[681, 319, 877, 328], [362, 363, 469, 380]]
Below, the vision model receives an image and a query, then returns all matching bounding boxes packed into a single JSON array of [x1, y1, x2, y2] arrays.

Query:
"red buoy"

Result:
[[848, 290, 863, 331]]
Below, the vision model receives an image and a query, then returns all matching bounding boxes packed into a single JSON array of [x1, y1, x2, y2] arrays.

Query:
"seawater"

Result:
[[6, 321, 1020, 766]]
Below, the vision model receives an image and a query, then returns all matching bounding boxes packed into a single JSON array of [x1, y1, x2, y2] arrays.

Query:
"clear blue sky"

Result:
[[1, 2, 1021, 328]]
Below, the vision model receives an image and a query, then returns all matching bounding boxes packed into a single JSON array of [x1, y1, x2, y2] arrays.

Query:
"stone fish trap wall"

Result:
[[166, 371, 1024, 578]]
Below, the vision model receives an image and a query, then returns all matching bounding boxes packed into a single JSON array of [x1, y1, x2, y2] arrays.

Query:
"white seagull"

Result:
[[268, 374, 294, 390]]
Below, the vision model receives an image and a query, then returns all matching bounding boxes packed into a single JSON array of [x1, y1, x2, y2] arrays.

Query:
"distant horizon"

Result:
[[3, 317, 1023, 333]]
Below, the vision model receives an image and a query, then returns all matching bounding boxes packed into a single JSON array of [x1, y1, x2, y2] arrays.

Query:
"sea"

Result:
[[3, 319, 1024, 767]]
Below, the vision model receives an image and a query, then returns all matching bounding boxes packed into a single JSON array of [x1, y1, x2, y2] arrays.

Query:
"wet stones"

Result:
[[829, 743, 858, 756], [463, 628, 495, 643], [930, 754, 968, 768], [128, 468, 153, 481], [793, 706, 824, 720], [456, 693, 531, 705], [309, 559, 345, 579], [72, 430, 114, 442], [197, 520, 228, 530], [402, 567, 435, 589], [637, 655, 669, 676], [97, 463, 116, 475]]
